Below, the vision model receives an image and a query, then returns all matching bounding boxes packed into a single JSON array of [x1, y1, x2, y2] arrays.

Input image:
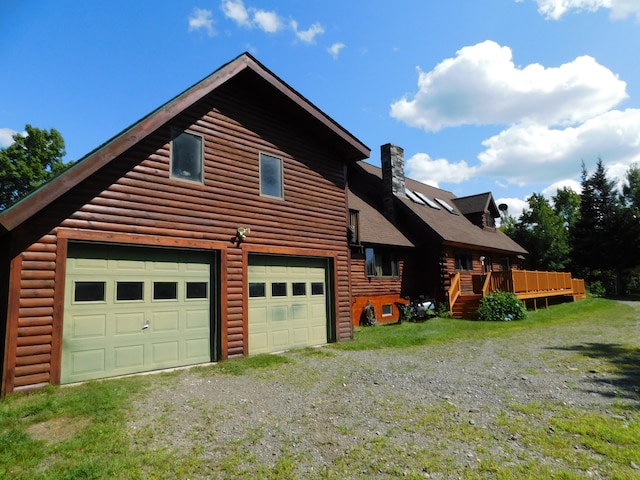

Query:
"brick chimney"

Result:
[[381, 143, 406, 221]]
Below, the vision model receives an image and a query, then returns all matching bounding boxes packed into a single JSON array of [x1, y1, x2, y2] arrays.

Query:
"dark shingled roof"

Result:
[[348, 189, 414, 247], [453, 192, 499, 217], [349, 162, 527, 255]]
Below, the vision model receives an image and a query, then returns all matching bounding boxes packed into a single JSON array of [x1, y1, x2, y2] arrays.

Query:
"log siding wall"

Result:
[[3, 81, 354, 393]]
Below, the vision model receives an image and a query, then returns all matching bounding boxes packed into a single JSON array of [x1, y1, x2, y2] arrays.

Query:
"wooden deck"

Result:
[[448, 270, 586, 318]]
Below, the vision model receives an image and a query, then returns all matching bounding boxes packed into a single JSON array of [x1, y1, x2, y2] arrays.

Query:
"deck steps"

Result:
[[451, 294, 482, 319]]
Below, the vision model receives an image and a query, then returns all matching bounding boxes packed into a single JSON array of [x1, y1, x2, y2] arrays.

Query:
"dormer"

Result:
[[452, 192, 500, 231]]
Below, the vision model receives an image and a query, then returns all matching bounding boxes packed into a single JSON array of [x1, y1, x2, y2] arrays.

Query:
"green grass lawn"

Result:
[[1, 297, 638, 479]]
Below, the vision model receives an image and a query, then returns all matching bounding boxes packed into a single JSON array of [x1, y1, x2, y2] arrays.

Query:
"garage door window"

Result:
[[292, 282, 306, 296], [74, 281, 105, 302], [249, 282, 266, 298], [117, 282, 144, 301], [186, 282, 208, 299], [271, 282, 287, 297], [153, 282, 177, 300], [311, 282, 324, 295]]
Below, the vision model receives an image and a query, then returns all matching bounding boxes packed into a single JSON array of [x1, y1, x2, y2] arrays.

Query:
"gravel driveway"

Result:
[[129, 302, 640, 478]]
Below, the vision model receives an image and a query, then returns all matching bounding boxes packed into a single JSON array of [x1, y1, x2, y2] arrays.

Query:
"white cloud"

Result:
[[327, 42, 346, 59], [222, 1, 328, 41], [291, 21, 324, 43], [252, 9, 282, 33], [530, 0, 640, 21], [188, 8, 215, 36], [406, 152, 476, 187], [390, 40, 627, 132], [0, 128, 20, 147], [541, 179, 583, 198], [221, 0, 250, 26], [477, 108, 640, 185]]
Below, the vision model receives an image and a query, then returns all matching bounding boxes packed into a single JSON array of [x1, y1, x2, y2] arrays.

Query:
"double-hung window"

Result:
[[260, 152, 284, 199], [365, 248, 399, 277], [170, 130, 203, 183]]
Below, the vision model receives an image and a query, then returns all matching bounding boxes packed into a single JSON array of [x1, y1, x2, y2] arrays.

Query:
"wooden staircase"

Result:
[[450, 294, 482, 319]]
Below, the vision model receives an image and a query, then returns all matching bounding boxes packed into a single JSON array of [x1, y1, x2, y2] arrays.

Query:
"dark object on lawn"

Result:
[[360, 301, 377, 326], [395, 296, 436, 323]]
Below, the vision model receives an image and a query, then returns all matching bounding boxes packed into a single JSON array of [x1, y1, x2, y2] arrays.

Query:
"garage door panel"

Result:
[[69, 349, 106, 377], [249, 332, 268, 352], [293, 328, 309, 344], [63, 244, 214, 384], [272, 329, 290, 348], [271, 305, 288, 322], [71, 314, 107, 339], [185, 338, 210, 360], [115, 313, 145, 335], [152, 311, 179, 332], [74, 257, 108, 271], [116, 259, 146, 271], [185, 310, 209, 329], [151, 342, 179, 363], [291, 304, 308, 320], [114, 345, 144, 369]]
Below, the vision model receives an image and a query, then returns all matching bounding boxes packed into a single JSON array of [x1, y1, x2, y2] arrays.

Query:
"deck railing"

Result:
[[487, 270, 585, 299], [448, 269, 586, 316]]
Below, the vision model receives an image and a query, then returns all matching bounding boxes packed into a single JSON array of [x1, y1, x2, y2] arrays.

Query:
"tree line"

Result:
[[501, 160, 640, 296]]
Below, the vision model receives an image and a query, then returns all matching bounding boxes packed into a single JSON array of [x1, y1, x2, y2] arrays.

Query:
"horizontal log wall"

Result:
[[11, 234, 57, 392], [5, 79, 353, 392]]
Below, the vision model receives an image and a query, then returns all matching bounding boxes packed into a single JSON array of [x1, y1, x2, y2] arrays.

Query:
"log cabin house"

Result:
[[348, 144, 530, 324], [0, 53, 370, 394]]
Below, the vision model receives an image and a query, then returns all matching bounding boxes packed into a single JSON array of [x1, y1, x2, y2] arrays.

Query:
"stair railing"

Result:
[[448, 272, 461, 312]]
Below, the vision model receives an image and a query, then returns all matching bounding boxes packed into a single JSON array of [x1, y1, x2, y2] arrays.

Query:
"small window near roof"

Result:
[[171, 130, 203, 183], [260, 153, 284, 199]]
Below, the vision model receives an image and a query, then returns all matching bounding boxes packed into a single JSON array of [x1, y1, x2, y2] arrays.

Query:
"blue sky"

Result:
[[2, 0, 639, 216]]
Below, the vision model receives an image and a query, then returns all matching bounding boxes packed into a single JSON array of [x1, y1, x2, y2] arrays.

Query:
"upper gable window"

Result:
[[260, 152, 284, 199], [171, 130, 203, 183]]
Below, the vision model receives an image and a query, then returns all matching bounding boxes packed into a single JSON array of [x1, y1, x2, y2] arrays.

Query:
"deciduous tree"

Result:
[[0, 125, 68, 210]]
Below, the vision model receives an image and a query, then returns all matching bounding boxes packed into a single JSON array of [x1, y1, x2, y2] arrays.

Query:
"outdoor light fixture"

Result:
[[234, 227, 250, 244]]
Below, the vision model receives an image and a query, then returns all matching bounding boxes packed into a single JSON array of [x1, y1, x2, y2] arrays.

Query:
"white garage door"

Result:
[[62, 243, 214, 384], [248, 256, 329, 354]]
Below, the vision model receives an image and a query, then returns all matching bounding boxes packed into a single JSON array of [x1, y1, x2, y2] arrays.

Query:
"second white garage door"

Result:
[[248, 256, 329, 354]]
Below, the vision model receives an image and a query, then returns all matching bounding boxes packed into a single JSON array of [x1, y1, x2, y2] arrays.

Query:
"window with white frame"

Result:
[[260, 152, 284, 199], [170, 130, 203, 183]]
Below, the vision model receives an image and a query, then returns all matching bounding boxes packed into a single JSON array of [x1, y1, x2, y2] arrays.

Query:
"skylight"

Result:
[[405, 189, 426, 205], [435, 198, 459, 215], [414, 191, 441, 209]]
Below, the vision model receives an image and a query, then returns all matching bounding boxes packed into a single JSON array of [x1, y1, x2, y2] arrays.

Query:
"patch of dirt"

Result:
[[27, 416, 91, 444]]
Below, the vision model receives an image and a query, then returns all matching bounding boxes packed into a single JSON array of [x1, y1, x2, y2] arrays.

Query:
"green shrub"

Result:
[[477, 291, 527, 321]]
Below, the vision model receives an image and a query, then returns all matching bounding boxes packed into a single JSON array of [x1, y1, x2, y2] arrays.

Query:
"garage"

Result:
[[62, 243, 216, 384], [248, 255, 330, 354]]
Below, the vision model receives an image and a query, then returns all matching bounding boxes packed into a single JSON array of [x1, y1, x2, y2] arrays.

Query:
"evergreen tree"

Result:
[[571, 159, 624, 294], [620, 164, 640, 292]]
